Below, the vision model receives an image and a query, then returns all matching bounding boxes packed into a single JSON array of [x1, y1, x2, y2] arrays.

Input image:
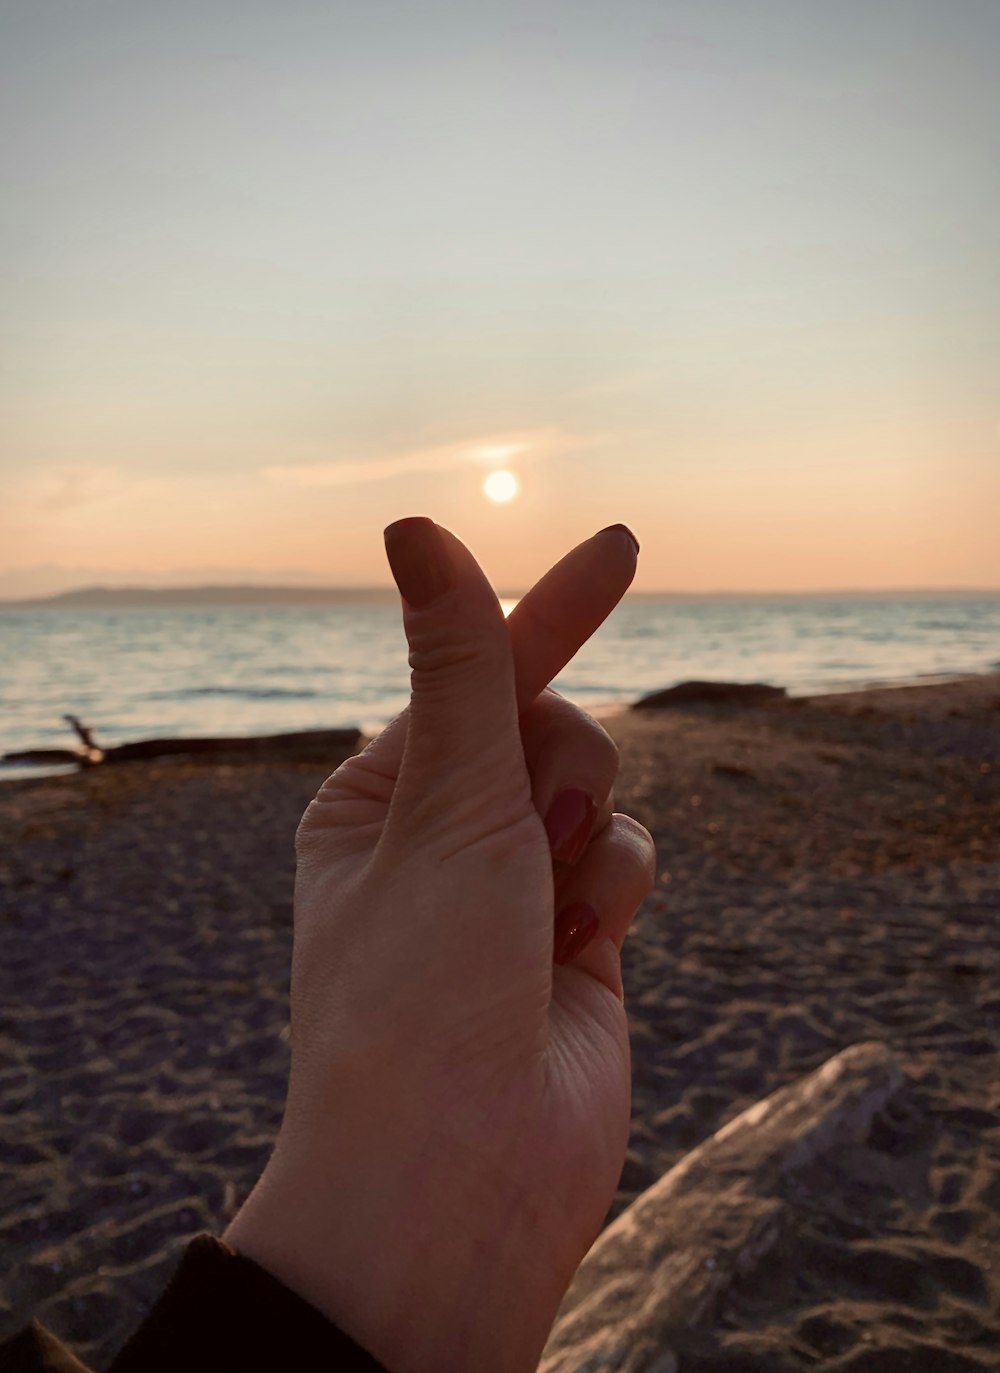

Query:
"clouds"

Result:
[[4, 464, 188, 521], [261, 427, 589, 489], [23, 465, 125, 513]]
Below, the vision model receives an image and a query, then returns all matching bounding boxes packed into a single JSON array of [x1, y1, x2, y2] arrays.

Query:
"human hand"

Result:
[[225, 520, 655, 1373]]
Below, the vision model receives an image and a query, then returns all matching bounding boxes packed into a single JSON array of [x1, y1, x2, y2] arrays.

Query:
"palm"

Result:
[[298, 714, 631, 1265]]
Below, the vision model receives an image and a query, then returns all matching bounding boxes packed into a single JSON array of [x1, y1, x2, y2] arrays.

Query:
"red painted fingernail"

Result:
[[384, 518, 454, 608], [544, 788, 598, 865], [598, 523, 639, 554], [553, 902, 600, 964]]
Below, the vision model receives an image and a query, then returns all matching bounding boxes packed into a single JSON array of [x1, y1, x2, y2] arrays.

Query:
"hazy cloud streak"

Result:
[[26, 466, 125, 513], [261, 428, 595, 489]]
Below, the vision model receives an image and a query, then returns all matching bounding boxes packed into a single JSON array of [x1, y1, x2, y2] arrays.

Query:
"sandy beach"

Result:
[[1, 674, 998, 1370]]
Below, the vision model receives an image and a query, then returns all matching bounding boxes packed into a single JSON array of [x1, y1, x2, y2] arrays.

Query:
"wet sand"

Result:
[[1, 674, 998, 1369]]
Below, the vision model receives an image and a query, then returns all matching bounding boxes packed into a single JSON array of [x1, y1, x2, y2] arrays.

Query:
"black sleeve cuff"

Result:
[[109, 1234, 388, 1372], [0, 1322, 93, 1373]]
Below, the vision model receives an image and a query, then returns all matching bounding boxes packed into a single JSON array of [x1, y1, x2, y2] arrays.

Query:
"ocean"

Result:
[[2, 593, 999, 775]]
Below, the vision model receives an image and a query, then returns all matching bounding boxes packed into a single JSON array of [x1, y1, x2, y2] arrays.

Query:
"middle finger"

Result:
[[519, 688, 619, 865]]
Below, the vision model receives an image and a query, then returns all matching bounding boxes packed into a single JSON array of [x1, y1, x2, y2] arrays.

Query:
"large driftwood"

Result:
[[90, 727, 361, 764], [3, 716, 361, 769], [540, 1042, 904, 1373]]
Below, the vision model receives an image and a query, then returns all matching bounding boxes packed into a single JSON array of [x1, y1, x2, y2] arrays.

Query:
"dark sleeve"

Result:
[[0, 1323, 93, 1373], [0, 1235, 389, 1373]]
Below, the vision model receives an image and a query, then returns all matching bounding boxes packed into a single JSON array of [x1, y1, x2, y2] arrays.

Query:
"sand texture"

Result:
[[1, 674, 999, 1369]]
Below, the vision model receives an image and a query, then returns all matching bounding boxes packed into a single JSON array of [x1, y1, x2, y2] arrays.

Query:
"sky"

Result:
[[2, 0, 998, 596]]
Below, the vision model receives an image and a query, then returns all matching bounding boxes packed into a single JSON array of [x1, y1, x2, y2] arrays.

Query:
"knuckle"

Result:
[[407, 622, 509, 691], [574, 707, 620, 775], [534, 693, 620, 775], [615, 813, 657, 884], [600, 727, 621, 774]]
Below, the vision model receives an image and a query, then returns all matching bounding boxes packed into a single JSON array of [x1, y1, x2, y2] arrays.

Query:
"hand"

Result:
[[225, 520, 655, 1373]]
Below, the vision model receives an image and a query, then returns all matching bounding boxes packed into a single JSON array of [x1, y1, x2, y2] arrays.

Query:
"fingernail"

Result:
[[553, 902, 600, 964], [598, 523, 639, 554], [384, 518, 454, 608], [544, 788, 598, 865]]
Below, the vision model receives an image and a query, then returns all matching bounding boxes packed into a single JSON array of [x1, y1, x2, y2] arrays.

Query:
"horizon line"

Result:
[[3, 581, 1000, 607]]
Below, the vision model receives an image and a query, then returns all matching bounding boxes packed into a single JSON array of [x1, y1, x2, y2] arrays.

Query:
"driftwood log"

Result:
[[540, 1042, 904, 1373], [633, 681, 787, 710], [2, 716, 362, 769]]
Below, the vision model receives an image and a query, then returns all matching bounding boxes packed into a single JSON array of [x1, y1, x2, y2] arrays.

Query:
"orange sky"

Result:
[[3, 2, 999, 597]]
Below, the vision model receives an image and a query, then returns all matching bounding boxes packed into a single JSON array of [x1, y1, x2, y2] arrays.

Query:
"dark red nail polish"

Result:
[[384, 517, 454, 608], [597, 523, 639, 554], [544, 788, 598, 865], [553, 902, 599, 964]]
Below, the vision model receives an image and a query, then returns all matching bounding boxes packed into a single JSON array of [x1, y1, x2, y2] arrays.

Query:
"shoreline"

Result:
[[1, 671, 998, 1367], [4, 667, 999, 788]]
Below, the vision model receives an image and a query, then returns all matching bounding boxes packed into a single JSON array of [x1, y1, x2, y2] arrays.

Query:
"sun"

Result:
[[483, 469, 520, 503]]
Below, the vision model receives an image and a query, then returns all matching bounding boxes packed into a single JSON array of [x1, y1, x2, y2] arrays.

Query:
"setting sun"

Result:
[[483, 470, 520, 504]]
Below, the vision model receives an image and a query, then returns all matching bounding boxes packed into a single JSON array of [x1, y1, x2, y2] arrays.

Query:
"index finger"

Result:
[[507, 523, 639, 708]]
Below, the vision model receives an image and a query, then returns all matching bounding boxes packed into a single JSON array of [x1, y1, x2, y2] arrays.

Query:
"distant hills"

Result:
[[0, 585, 400, 609]]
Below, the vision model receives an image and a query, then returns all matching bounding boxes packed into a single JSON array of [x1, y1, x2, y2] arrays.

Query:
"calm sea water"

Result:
[[2, 594, 999, 773]]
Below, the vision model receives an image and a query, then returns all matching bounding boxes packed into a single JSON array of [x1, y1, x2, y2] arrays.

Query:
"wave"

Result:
[[145, 686, 320, 701]]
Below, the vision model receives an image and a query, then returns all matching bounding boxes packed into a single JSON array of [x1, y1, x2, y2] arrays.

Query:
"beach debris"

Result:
[[539, 1041, 904, 1373], [633, 681, 787, 710], [710, 761, 756, 780], [1, 717, 362, 770]]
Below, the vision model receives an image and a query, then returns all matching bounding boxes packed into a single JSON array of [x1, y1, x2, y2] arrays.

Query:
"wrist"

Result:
[[224, 1136, 573, 1373]]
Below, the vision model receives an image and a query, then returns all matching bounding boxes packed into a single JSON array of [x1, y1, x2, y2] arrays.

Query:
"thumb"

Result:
[[384, 517, 527, 815]]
